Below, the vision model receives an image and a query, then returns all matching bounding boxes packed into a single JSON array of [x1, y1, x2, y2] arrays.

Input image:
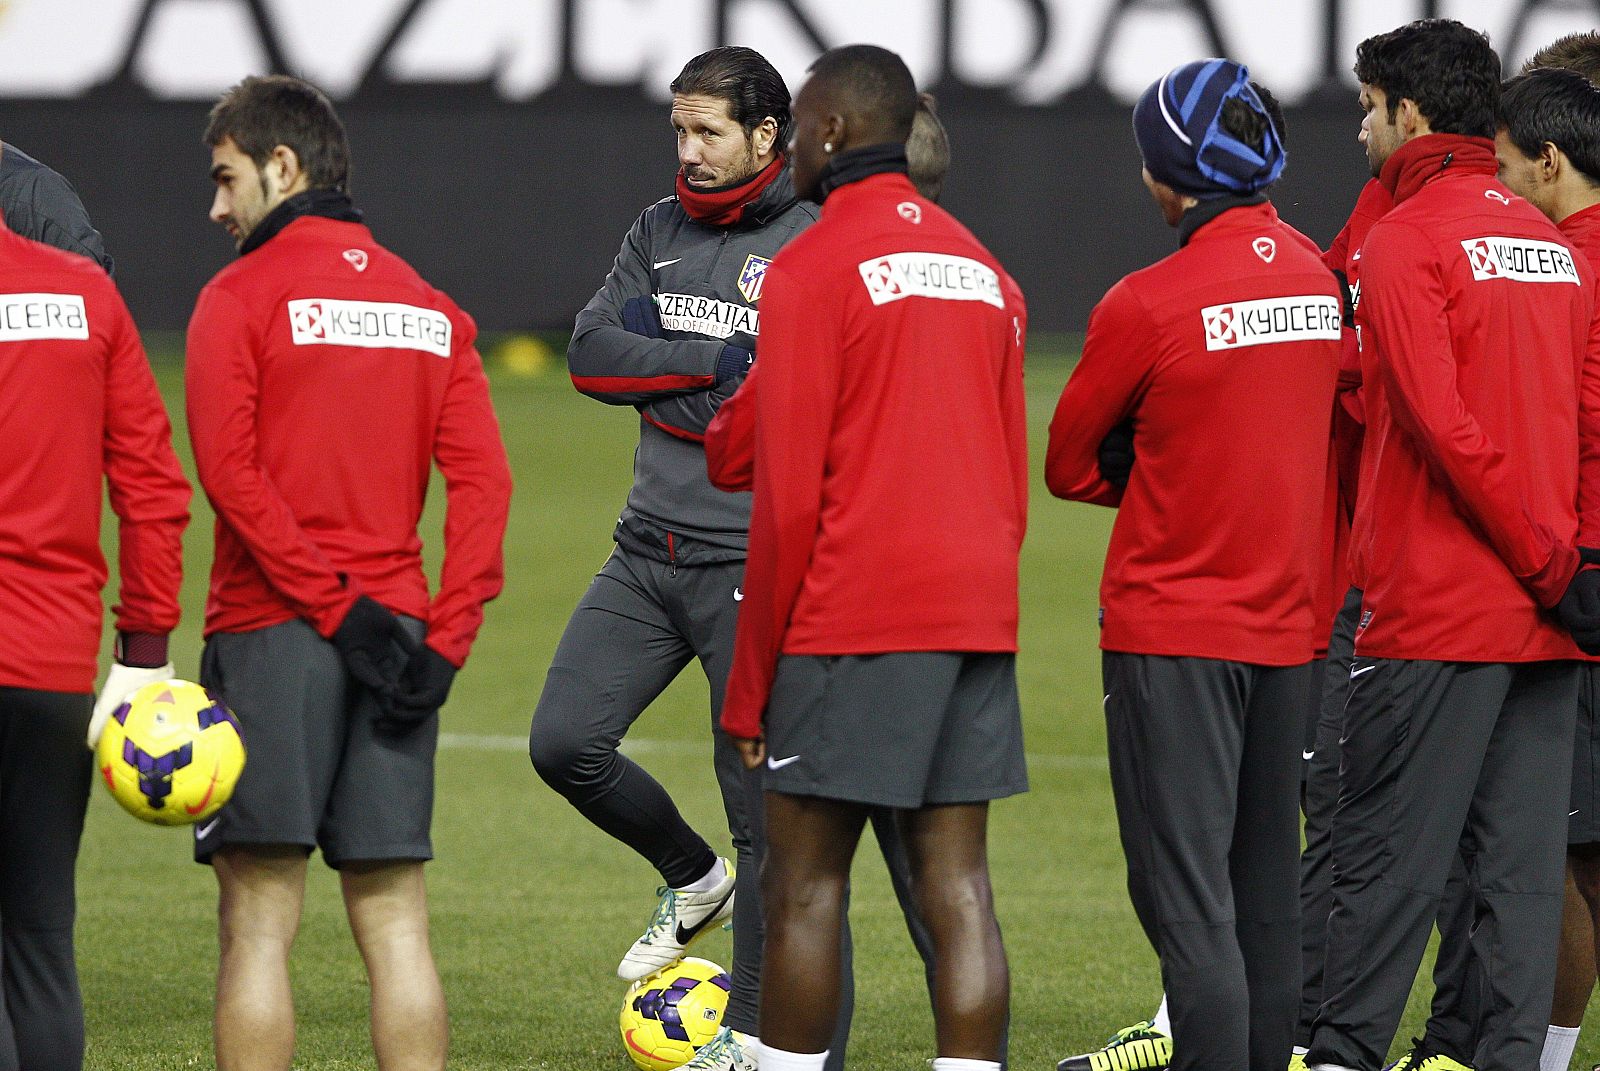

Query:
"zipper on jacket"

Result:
[[667, 531, 677, 576], [707, 230, 730, 277]]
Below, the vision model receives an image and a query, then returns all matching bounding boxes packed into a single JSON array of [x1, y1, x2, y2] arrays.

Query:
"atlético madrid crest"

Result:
[[738, 254, 772, 303]]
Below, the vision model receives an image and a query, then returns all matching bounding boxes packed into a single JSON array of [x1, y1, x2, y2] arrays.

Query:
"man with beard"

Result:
[[1306, 20, 1600, 1071], [528, 44, 815, 1071], [186, 74, 512, 1070]]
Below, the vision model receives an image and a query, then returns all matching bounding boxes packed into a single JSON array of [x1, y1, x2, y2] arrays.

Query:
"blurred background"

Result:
[[4, 0, 1598, 337]]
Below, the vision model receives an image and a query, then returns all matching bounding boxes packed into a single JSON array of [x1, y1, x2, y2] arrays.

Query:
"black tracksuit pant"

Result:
[[0, 687, 92, 1071], [1104, 653, 1311, 1071], [1308, 659, 1577, 1071], [528, 546, 944, 1065], [1298, 591, 1482, 1058]]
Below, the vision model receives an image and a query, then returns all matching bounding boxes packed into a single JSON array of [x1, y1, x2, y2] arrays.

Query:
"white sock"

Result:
[[1152, 994, 1171, 1037], [675, 857, 727, 894], [1310, 1064, 1360, 1071], [757, 1043, 827, 1071], [931, 1060, 1002, 1071], [1541, 1025, 1580, 1071], [1293, 1047, 1310, 1056]]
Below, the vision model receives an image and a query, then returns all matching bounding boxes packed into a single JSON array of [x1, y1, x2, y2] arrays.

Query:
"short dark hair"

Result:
[[1499, 68, 1600, 186], [1354, 19, 1501, 138], [807, 44, 918, 143], [670, 47, 793, 151], [907, 92, 950, 202], [1251, 80, 1289, 149], [1523, 31, 1600, 84], [204, 75, 350, 191]]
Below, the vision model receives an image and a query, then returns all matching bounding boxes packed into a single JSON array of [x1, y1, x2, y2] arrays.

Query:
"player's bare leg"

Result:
[[213, 846, 308, 1071], [342, 861, 447, 1071], [898, 802, 1007, 1062], [759, 792, 868, 1055]]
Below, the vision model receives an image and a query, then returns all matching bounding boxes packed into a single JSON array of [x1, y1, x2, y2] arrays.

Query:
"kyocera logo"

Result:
[[1461, 237, 1581, 284], [1200, 296, 1342, 351], [286, 298, 452, 356]]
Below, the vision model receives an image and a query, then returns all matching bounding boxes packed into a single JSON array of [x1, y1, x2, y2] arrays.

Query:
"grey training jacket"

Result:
[[568, 167, 816, 564]]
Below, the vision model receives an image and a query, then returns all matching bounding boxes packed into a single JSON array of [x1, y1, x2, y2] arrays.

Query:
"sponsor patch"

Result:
[[287, 298, 451, 356], [737, 254, 770, 303], [1460, 236, 1580, 284], [1200, 295, 1341, 351], [655, 292, 759, 339], [857, 252, 1004, 308], [0, 292, 88, 341]]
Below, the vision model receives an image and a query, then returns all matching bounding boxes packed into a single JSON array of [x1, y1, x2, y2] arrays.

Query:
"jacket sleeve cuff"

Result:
[[116, 631, 169, 668], [1526, 543, 1581, 610], [311, 587, 362, 640]]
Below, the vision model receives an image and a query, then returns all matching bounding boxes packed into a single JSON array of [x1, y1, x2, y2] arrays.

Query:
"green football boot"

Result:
[[1058, 1019, 1173, 1071]]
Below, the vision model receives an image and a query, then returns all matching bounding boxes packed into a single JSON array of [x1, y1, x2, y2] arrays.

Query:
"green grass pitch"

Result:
[[76, 339, 1530, 1068]]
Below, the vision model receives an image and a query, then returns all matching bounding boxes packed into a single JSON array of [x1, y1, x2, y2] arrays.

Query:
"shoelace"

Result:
[[640, 886, 679, 946], [1107, 1021, 1157, 1045], [697, 1030, 745, 1065]]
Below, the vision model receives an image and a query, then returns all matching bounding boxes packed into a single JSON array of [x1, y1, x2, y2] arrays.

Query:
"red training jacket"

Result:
[[704, 364, 757, 493], [186, 214, 512, 667], [1319, 179, 1394, 625], [1047, 201, 1340, 665], [1350, 135, 1600, 661], [0, 219, 189, 692], [715, 172, 1028, 739]]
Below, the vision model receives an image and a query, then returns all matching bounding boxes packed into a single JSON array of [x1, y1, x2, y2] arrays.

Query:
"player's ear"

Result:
[[265, 144, 305, 196], [1395, 96, 1425, 139], [823, 112, 847, 155], [1540, 141, 1563, 183]]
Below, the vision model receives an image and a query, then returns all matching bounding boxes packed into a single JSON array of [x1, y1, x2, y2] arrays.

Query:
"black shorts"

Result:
[[194, 616, 435, 868], [762, 652, 1028, 808]]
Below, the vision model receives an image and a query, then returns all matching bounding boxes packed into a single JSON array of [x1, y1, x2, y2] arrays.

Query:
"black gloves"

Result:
[[377, 646, 458, 734], [330, 596, 417, 700], [622, 296, 663, 338], [716, 345, 754, 384], [1098, 420, 1136, 490], [1560, 551, 1600, 655]]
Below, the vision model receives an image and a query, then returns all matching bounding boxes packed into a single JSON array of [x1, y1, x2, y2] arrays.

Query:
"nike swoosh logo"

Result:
[[1573, 810, 1581, 817], [733, 587, 744, 602], [767, 754, 802, 770], [653, 258, 682, 269], [1302, 750, 1316, 761], [195, 816, 221, 839], [673, 887, 734, 947], [1351, 665, 1376, 677], [185, 761, 222, 815]]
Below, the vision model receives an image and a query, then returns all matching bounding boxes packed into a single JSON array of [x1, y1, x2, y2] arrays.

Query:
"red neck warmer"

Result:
[[676, 156, 784, 227], [1378, 133, 1497, 205]]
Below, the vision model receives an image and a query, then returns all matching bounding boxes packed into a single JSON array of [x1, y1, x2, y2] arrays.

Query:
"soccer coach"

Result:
[[528, 45, 816, 1069], [1307, 20, 1600, 1071], [185, 75, 511, 1071]]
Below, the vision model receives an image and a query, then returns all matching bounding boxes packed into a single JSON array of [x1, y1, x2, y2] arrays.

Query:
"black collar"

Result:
[[1177, 193, 1268, 247], [816, 143, 909, 203], [240, 188, 363, 256]]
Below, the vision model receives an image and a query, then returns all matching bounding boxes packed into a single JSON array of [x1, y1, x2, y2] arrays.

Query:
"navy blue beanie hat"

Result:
[[1133, 59, 1285, 199]]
